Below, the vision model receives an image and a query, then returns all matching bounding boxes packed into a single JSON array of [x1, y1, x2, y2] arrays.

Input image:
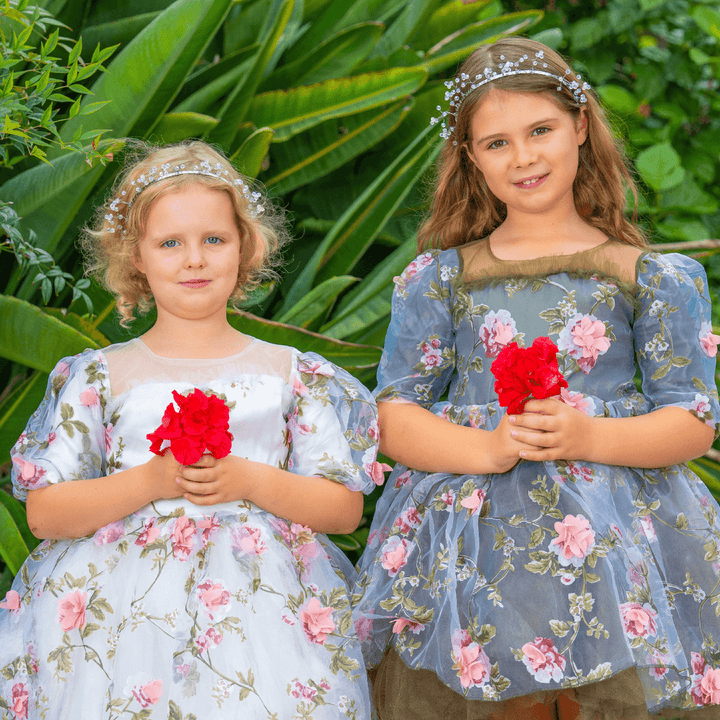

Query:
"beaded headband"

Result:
[[431, 50, 591, 144], [104, 160, 265, 236]]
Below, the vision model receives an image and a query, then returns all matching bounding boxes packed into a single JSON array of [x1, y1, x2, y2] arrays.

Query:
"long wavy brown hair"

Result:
[[418, 37, 648, 251], [82, 141, 287, 326]]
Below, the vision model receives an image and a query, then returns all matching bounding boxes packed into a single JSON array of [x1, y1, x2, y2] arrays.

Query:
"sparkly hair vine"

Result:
[[431, 50, 591, 144], [104, 160, 265, 236]]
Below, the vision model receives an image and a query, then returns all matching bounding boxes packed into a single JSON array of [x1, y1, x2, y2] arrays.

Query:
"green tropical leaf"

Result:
[[152, 112, 219, 144], [422, 11, 544, 75], [321, 237, 417, 339], [80, 11, 160, 51], [264, 99, 411, 195], [410, 0, 493, 51], [207, 0, 294, 150], [226, 311, 381, 375], [0, 296, 99, 371], [280, 124, 440, 311], [0, 495, 31, 576], [274, 275, 358, 328], [367, 0, 440, 60], [16, 0, 236, 258], [230, 127, 274, 178], [0, 138, 125, 219], [42, 308, 111, 348], [248, 67, 428, 142], [261, 22, 384, 91], [0, 370, 48, 462]]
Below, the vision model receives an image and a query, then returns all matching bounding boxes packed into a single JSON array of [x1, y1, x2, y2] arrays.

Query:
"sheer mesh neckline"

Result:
[[457, 237, 646, 293], [135, 336, 257, 364], [103, 337, 294, 398]]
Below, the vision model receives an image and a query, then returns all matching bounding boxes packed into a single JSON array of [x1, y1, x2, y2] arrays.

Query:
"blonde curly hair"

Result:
[[82, 140, 287, 326]]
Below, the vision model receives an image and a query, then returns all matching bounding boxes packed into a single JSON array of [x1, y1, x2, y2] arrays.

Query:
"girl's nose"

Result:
[[184, 242, 207, 267], [513, 140, 537, 167]]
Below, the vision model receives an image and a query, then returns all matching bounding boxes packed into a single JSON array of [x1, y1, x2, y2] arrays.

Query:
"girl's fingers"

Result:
[[176, 477, 216, 495]]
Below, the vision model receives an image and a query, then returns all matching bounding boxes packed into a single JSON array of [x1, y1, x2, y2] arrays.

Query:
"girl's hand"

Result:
[[176, 454, 251, 505], [146, 452, 186, 500], [508, 398, 591, 462], [489, 411, 545, 473]]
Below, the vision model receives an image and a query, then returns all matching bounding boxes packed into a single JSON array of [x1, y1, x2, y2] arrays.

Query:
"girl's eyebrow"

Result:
[[474, 117, 559, 146]]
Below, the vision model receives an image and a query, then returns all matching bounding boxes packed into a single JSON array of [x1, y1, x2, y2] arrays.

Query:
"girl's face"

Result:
[[132, 184, 242, 324], [466, 89, 587, 219]]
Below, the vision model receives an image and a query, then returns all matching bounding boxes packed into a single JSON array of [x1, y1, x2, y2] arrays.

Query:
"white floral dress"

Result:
[[352, 240, 720, 715], [1, 338, 380, 720]]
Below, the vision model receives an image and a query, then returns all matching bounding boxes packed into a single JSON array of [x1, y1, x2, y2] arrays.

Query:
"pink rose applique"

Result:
[[694, 666, 720, 706], [393, 507, 421, 535], [354, 616, 372, 643], [549, 514, 595, 567], [395, 470, 412, 488], [557, 314, 611, 374], [699, 323, 720, 358], [196, 579, 231, 621], [521, 637, 566, 683], [479, 310, 517, 358], [79, 387, 100, 407], [0, 589, 21, 614], [12, 457, 46, 490], [363, 447, 392, 486], [171, 516, 196, 561], [451, 629, 491, 689], [393, 253, 434, 296], [93, 519, 125, 546], [135, 518, 161, 547], [380, 536, 411, 576], [57, 590, 87, 632], [559, 388, 594, 415], [231, 524, 266, 556], [300, 597, 335, 645], [420, 338, 443, 370], [11, 682, 28, 720], [392, 618, 424, 635], [197, 515, 221, 546], [619, 602, 658, 639], [130, 679, 163, 708], [460, 488, 486, 516]]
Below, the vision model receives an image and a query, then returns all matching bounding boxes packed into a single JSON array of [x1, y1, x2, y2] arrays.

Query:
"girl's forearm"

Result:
[[240, 459, 364, 534], [377, 401, 515, 475], [26, 464, 160, 540], [584, 407, 714, 468]]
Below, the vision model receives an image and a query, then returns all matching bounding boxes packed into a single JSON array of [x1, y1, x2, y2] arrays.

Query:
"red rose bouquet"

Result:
[[490, 337, 568, 415], [147, 389, 233, 465]]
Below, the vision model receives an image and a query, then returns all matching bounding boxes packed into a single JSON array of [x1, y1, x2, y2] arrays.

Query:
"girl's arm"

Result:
[[25, 451, 186, 539], [376, 400, 541, 475], [175, 455, 363, 534], [509, 399, 714, 467]]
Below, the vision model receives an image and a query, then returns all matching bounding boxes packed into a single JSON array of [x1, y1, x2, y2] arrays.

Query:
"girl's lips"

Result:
[[180, 280, 210, 288], [513, 174, 548, 189]]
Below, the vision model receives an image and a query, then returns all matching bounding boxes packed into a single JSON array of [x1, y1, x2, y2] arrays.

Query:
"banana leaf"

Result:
[[274, 276, 358, 328], [0, 370, 48, 461], [150, 112, 220, 144], [230, 128, 275, 179]]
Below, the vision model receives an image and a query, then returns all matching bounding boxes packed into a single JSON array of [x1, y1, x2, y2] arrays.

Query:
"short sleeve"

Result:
[[634, 252, 720, 435], [10, 349, 109, 502], [375, 250, 457, 408], [287, 352, 380, 494]]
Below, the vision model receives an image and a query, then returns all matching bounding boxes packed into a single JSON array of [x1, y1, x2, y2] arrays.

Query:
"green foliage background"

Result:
[[1, 0, 719, 598]]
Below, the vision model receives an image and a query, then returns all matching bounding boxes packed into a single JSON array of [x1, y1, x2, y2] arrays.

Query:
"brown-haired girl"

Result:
[[353, 38, 720, 720], [0, 141, 378, 719]]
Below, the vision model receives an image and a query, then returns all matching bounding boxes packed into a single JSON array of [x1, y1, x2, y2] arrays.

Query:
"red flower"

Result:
[[147, 389, 233, 465], [491, 337, 568, 414]]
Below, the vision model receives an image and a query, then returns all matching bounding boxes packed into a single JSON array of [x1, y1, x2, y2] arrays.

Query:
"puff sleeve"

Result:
[[374, 250, 457, 407], [634, 252, 720, 435], [287, 352, 380, 494], [10, 349, 109, 502]]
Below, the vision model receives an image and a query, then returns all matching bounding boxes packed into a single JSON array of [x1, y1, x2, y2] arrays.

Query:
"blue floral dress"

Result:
[[1, 337, 380, 720], [352, 240, 720, 715]]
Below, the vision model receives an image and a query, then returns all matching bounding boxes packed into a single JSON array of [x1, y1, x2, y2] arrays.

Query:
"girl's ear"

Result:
[[576, 107, 589, 145], [465, 142, 482, 172], [131, 247, 146, 275]]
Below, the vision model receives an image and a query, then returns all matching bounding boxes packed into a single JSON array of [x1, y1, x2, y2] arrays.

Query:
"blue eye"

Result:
[[205, 236, 223, 245], [162, 239, 178, 248]]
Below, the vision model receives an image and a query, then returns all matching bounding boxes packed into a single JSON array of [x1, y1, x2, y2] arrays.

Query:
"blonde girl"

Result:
[[0, 141, 379, 720]]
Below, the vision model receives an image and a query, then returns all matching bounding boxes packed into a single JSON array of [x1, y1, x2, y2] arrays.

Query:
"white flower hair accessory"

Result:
[[431, 50, 591, 144], [104, 160, 265, 236]]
